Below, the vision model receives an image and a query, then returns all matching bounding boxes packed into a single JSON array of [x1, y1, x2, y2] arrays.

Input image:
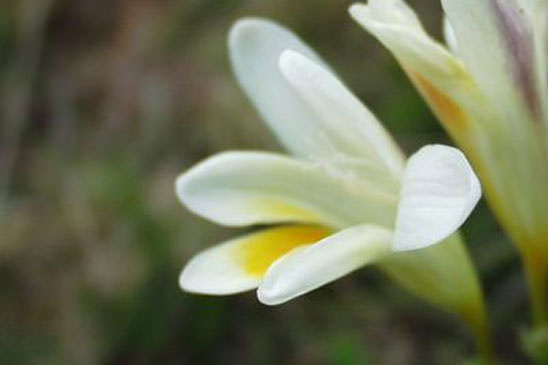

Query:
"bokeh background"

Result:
[[0, 0, 532, 363]]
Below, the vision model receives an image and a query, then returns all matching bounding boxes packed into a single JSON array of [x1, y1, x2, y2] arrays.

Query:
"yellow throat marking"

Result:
[[235, 225, 331, 277]]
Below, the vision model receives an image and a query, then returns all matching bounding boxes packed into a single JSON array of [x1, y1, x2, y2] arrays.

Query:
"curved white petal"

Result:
[[229, 18, 401, 179], [349, 1, 463, 80], [257, 224, 393, 305], [349, 1, 483, 138], [278, 50, 405, 179], [393, 145, 481, 251], [180, 225, 330, 295], [176, 151, 397, 229]]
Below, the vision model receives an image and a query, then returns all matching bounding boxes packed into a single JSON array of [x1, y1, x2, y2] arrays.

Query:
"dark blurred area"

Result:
[[0, 0, 530, 363]]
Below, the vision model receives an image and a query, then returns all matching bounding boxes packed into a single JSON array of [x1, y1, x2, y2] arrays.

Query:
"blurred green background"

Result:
[[0, 0, 532, 363]]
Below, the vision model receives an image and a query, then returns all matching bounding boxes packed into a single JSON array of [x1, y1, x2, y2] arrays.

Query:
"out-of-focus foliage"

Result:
[[0, 0, 531, 363]]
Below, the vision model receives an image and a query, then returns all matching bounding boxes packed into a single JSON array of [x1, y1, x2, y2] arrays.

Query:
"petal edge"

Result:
[[393, 145, 481, 251]]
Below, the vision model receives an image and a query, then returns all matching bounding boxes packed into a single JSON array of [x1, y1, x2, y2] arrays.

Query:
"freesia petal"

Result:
[[278, 50, 405, 179], [228, 18, 326, 158], [257, 224, 393, 305], [443, 17, 460, 56], [393, 145, 481, 251], [180, 225, 331, 295], [176, 151, 397, 229], [441, 0, 541, 123], [349, 1, 479, 138], [519, 0, 548, 124], [349, 1, 464, 82], [229, 18, 401, 178]]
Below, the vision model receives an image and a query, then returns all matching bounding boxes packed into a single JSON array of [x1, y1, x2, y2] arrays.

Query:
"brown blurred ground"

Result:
[[0, 0, 529, 364]]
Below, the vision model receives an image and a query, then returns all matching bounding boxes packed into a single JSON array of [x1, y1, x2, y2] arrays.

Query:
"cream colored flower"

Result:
[[350, 0, 548, 328], [175, 18, 486, 330]]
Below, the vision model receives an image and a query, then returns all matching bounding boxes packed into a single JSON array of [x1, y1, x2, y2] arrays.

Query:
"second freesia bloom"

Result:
[[350, 0, 548, 328], [177, 19, 482, 312]]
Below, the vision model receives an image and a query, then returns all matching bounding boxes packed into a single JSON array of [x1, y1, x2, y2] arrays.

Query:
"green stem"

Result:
[[461, 295, 496, 365], [467, 310, 496, 365], [523, 252, 548, 329], [521, 251, 548, 364], [473, 323, 495, 365]]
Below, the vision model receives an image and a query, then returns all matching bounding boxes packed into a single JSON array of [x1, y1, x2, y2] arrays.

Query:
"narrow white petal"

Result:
[[176, 151, 397, 229], [229, 18, 401, 179], [278, 50, 405, 178], [349, 1, 463, 79], [229, 18, 328, 159], [180, 225, 330, 295], [257, 224, 393, 305], [393, 145, 481, 251], [353, 0, 422, 28]]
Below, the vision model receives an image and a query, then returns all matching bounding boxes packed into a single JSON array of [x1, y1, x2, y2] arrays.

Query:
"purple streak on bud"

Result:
[[492, 0, 540, 120]]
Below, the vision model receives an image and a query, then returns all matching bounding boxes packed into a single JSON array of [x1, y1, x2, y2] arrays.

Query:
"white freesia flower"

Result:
[[350, 0, 548, 330], [176, 19, 483, 320]]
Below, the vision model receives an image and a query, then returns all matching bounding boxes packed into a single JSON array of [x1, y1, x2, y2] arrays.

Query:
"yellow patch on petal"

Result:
[[413, 73, 468, 129], [235, 225, 331, 277], [252, 198, 325, 223]]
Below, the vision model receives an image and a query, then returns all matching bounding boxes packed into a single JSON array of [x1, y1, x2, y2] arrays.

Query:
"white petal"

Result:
[[518, 0, 548, 124], [393, 145, 481, 251], [349, 1, 482, 138], [349, 1, 463, 80], [441, 0, 541, 124], [443, 17, 460, 56], [176, 151, 397, 229], [180, 225, 331, 295], [352, 0, 422, 28], [529, 2, 548, 124], [229, 18, 326, 158], [278, 50, 405, 179], [257, 224, 393, 305], [229, 18, 401, 179]]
